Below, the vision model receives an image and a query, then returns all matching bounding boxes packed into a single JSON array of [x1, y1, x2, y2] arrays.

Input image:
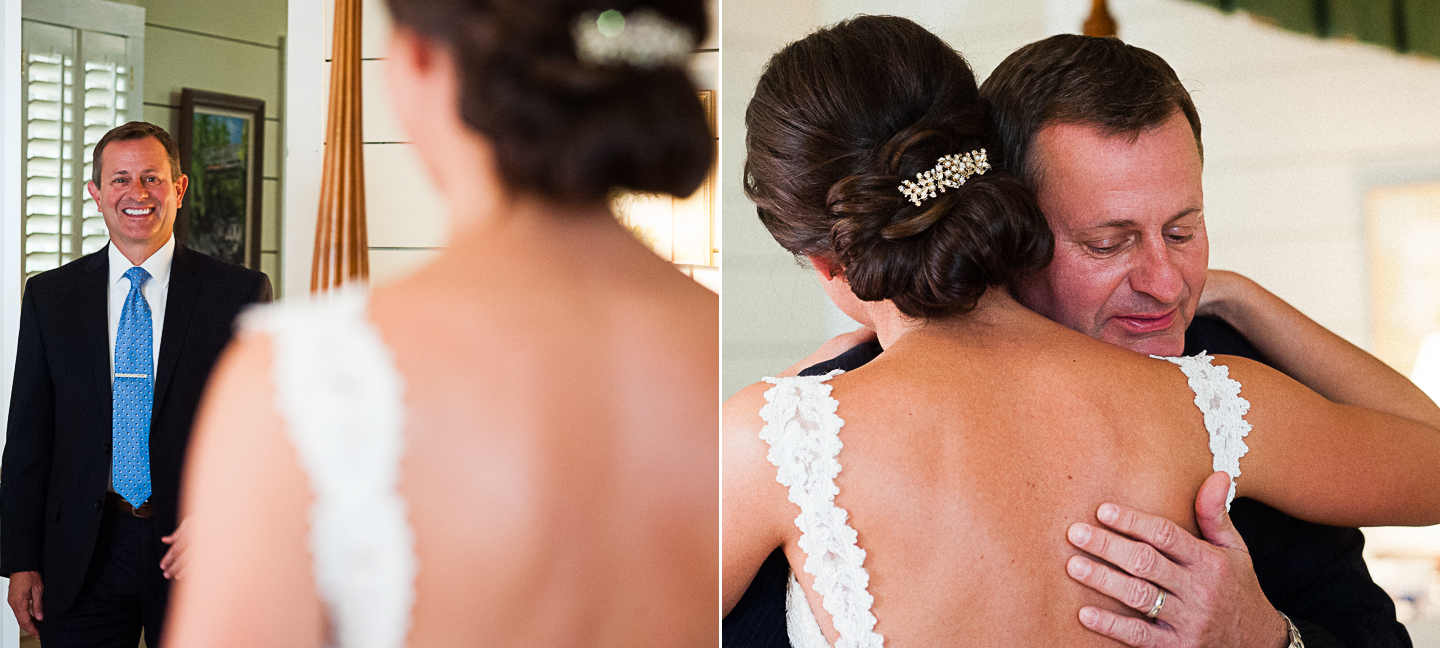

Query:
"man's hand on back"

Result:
[[1065, 472, 1290, 648]]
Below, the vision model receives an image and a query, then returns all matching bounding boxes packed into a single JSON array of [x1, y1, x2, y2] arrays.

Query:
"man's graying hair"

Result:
[[91, 121, 182, 187], [979, 34, 1202, 190]]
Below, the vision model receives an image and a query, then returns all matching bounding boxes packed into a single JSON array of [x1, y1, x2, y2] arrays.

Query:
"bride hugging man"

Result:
[[723, 16, 1440, 648]]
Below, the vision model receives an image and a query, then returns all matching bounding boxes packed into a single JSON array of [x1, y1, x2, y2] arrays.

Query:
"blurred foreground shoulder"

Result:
[[168, 328, 324, 648]]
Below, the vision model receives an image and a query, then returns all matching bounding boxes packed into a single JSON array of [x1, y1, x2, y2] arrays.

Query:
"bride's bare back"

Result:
[[821, 312, 1207, 645], [724, 295, 1440, 647], [378, 215, 716, 646], [171, 213, 716, 648]]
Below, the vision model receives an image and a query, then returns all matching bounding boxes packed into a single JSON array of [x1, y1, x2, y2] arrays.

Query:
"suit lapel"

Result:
[[154, 244, 200, 412], [84, 248, 111, 410]]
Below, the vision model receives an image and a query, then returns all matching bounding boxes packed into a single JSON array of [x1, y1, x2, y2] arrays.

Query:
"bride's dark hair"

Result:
[[744, 15, 1053, 318], [385, 0, 713, 203]]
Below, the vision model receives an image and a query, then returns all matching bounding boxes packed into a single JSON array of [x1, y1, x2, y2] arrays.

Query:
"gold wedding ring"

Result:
[[1144, 589, 1166, 619]]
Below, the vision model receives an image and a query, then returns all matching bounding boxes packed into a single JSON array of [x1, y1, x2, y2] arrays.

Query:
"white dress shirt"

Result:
[[107, 235, 174, 381]]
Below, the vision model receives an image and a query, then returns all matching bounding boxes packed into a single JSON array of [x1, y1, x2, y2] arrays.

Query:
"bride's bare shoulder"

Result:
[[171, 330, 326, 648], [724, 381, 771, 441]]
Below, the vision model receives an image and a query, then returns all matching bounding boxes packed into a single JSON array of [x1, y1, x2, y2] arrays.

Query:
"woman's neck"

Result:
[[448, 191, 614, 237], [408, 191, 655, 295], [869, 287, 1027, 350]]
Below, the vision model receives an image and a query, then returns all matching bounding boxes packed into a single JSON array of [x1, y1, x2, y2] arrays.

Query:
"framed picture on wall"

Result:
[[177, 89, 265, 270]]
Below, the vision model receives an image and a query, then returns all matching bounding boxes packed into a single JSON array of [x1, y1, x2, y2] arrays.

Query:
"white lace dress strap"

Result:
[[758, 370, 883, 648], [243, 287, 416, 648], [1155, 352, 1253, 509]]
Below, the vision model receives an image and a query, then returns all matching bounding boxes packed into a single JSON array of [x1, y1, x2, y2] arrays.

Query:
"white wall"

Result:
[[720, 0, 1440, 397], [718, 0, 827, 398]]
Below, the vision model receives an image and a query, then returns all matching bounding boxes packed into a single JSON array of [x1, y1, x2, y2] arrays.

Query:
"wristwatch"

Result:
[[1280, 612, 1305, 648]]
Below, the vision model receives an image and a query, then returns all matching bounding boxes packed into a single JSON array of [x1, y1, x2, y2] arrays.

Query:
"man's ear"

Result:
[[807, 255, 843, 282], [174, 174, 189, 209]]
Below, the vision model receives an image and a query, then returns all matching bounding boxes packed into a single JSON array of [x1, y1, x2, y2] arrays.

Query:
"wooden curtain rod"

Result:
[[312, 0, 369, 292], [1084, 0, 1118, 37]]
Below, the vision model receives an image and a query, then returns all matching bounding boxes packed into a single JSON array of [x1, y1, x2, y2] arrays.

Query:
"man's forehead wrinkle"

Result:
[[107, 165, 164, 176]]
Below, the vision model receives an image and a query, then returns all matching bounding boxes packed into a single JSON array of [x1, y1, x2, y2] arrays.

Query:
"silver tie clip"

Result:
[[115, 373, 148, 379]]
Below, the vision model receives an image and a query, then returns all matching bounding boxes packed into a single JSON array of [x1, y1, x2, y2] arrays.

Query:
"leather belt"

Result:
[[105, 492, 153, 518]]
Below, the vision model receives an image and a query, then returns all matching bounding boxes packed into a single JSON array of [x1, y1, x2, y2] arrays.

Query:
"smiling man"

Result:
[[725, 35, 1437, 648], [0, 122, 271, 648]]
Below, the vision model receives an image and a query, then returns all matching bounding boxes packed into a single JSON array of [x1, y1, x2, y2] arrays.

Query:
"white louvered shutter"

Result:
[[20, 14, 139, 282]]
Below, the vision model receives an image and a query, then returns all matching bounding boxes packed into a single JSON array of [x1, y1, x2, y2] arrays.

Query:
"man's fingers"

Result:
[[161, 543, 189, 579], [169, 552, 188, 580], [1078, 606, 1171, 648], [8, 572, 44, 635], [1095, 503, 1206, 565], [1194, 471, 1247, 551], [9, 593, 39, 638], [1069, 522, 1184, 590], [1067, 555, 1170, 614], [163, 519, 190, 577], [29, 583, 42, 620], [17, 615, 39, 638]]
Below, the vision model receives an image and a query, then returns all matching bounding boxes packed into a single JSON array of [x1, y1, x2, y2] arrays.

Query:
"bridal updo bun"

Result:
[[744, 16, 1053, 318], [385, 0, 713, 202]]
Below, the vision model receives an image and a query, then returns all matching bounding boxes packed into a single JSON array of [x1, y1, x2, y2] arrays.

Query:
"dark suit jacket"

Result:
[[722, 317, 1409, 648], [0, 243, 272, 616]]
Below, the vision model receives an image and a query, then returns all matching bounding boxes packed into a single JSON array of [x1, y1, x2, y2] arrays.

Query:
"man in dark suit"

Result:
[[725, 35, 1429, 648], [1, 121, 272, 647]]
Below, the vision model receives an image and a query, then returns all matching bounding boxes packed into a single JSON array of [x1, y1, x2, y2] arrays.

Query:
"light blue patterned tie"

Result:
[[114, 266, 153, 507]]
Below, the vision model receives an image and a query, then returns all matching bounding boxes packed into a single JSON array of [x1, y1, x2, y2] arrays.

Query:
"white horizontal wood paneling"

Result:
[[323, 0, 392, 61], [369, 247, 441, 286], [362, 143, 449, 248], [361, 59, 405, 143]]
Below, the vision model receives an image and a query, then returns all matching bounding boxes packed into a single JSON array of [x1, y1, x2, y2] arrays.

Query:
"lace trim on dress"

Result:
[[759, 370, 883, 648], [244, 287, 417, 648], [1155, 352, 1252, 509]]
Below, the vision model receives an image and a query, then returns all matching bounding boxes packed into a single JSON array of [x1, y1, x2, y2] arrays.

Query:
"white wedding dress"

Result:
[[759, 355, 1254, 648], [243, 288, 417, 648]]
